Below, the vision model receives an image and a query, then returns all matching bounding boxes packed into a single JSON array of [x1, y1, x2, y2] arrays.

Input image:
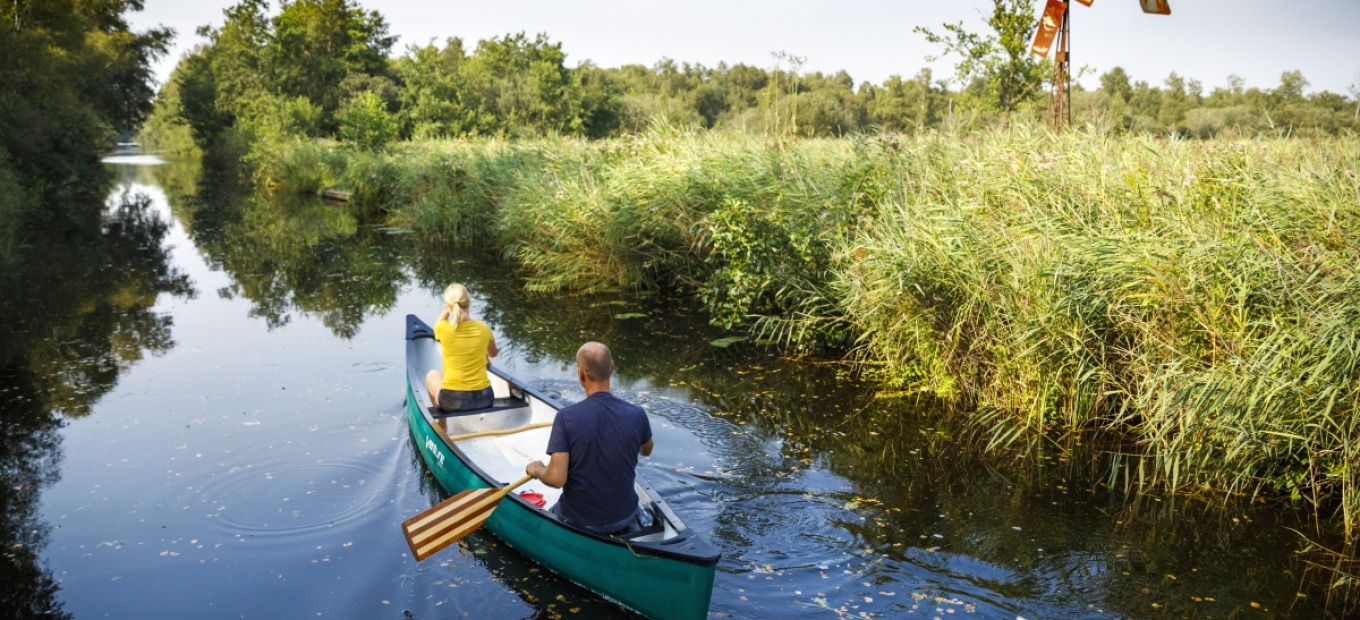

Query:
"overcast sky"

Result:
[[128, 0, 1360, 97]]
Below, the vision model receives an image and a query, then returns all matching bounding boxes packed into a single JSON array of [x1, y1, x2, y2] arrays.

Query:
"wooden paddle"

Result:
[[445, 421, 552, 442], [402, 474, 534, 561]]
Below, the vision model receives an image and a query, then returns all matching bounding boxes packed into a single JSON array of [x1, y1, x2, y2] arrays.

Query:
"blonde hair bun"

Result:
[[443, 283, 470, 308], [442, 283, 471, 328]]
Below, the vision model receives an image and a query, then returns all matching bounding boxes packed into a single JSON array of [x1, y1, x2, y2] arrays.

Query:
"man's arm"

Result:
[[526, 451, 569, 488], [639, 439, 654, 457]]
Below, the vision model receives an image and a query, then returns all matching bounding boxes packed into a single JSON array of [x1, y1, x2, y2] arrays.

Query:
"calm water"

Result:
[[0, 158, 1342, 619]]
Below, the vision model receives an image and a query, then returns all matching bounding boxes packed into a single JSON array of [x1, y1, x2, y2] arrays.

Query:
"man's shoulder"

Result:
[[562, 393, 608, 412], [597, 392, 646, 419], [559, 392, 641, 415]]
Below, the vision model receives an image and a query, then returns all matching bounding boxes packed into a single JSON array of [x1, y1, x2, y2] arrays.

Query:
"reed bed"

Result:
[[837, 127, 1360, 541], [255, 125, 1360, 545]]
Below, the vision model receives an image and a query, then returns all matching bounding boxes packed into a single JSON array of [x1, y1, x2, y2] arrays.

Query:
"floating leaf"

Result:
[[614, 313, 647, 320], [709, 336, 746, 348]]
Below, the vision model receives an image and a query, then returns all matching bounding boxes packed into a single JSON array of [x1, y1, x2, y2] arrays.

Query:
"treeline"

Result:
[[145, 0, 1360, 157], [0, 0, 170, 270]]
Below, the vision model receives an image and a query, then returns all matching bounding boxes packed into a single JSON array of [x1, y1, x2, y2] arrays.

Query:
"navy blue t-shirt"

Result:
[[546, 391, 652, 527]]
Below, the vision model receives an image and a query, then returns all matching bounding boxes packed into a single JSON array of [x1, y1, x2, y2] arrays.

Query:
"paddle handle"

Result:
[[446, 421, 552, 442], [496, 474, 535, 500]]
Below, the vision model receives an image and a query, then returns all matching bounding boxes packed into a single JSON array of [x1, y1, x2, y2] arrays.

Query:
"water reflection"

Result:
[[0, 365, 70, 620], [178, 189, 404, 338], [0, 183, 194, 619]]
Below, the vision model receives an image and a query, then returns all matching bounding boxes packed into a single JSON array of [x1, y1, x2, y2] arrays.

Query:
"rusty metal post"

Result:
[[1049, 0, 1072, 129]]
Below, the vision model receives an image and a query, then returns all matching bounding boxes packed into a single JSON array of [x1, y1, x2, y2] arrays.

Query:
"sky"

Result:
[[127, 0, 1360, 97]]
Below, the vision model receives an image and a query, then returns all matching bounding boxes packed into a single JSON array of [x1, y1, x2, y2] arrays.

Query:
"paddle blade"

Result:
[[402, 488, 501, 561]]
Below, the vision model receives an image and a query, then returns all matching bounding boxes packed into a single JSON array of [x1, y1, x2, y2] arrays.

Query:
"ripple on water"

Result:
[[199, 460, 388, 537], [190, 408, 408, 546], [345, 361, 393, 374]]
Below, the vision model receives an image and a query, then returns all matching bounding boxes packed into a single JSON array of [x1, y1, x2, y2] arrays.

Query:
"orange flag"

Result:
[[1031, 0, 1067, 57], [1140, 0, 1171, 14]]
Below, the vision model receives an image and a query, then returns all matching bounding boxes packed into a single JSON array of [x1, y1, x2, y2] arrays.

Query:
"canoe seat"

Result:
[[612, 505, 666, 541], [430, 396, 529, 418]]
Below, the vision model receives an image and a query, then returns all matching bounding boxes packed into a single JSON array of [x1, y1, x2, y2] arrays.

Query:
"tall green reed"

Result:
[[833, 126, 1360, 540]]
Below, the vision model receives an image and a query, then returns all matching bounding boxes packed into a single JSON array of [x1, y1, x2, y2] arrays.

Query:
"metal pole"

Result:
[[1050, 0, 1071, 130]]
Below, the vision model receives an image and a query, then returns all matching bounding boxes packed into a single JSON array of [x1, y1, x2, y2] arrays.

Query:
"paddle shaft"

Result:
[[445, 421, 552, 442], [403, 474, 535, 561]]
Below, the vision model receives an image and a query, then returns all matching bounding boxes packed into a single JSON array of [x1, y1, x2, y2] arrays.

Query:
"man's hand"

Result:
[[526, 453, 569, 488]]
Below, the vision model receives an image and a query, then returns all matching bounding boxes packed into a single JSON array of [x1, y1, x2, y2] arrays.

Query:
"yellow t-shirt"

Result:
[[435, 318, 493, 391]]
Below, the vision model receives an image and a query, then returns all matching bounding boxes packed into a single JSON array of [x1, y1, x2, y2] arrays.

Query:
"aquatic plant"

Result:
[[834, 127, 1360, 544]]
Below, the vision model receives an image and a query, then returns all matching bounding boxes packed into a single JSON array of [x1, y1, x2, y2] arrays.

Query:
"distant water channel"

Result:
[[2, 156, 1340, 618]]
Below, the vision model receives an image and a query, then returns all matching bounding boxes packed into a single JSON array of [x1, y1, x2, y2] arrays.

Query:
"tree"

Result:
[[1349, 71, 1360, 120], [455, 32, 585, 136], [173, 0, 395, 149], [392, 38, 472, 138], [1100, 67, 1133, 102], [574, 62, 623, 138], [0, 0, 171, 227], [1158, 72, 1197, 133], [175, 0, 270, 150], [337, 91, 398, 150], [915, 0, 1045, 113], [268, 0, 396, 129], [867, 69, 947, 132]]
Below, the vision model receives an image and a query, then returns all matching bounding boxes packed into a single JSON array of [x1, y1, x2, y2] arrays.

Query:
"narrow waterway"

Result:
[[0, 156, 1339, 619]]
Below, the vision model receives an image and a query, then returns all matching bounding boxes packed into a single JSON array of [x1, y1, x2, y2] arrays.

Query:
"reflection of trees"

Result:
[[2, 190, 193, 417], [188, 192, 406, 339], [0, 188, 193, 619], [0, 364, 69, 620]]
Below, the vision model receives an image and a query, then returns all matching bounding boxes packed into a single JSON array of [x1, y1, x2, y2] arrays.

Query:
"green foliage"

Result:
[[0, 160, 34, 268], [391, 38, 474, 138], [702, 197, 791, 328], [457, 32, 587, 137], [337, 91, 398, 150], [863, 70, 949, 132], [139, 66, 201, 158], [268, 0, 395, 129], [171, 0, 394, 151], [914, 0, 1045, 113], [827, 127, 1360, 542], [0, 0, 170, 247]]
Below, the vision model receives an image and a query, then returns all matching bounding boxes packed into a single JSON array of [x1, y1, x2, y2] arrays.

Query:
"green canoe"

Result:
[[404, 314, 720, 619]]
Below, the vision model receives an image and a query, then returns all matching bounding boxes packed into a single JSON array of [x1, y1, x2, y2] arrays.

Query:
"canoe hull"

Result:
[[404, 315, 717, 620]]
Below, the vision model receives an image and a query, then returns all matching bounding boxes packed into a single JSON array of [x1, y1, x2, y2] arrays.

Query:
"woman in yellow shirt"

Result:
[[424, 283, 499, 411]]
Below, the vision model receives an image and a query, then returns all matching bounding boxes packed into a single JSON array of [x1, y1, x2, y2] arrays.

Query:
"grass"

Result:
[[835, 128, 1360, 540]]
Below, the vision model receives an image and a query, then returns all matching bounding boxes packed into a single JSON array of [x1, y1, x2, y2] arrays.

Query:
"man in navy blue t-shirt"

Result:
[[525, 341, 653, 533]]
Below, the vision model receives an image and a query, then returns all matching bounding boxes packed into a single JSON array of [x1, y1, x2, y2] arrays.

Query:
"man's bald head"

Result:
[[575, 341, 614, 383]]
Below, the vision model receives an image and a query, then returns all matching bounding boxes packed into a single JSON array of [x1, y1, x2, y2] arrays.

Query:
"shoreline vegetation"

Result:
[[251, 125, 1360, 589]]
